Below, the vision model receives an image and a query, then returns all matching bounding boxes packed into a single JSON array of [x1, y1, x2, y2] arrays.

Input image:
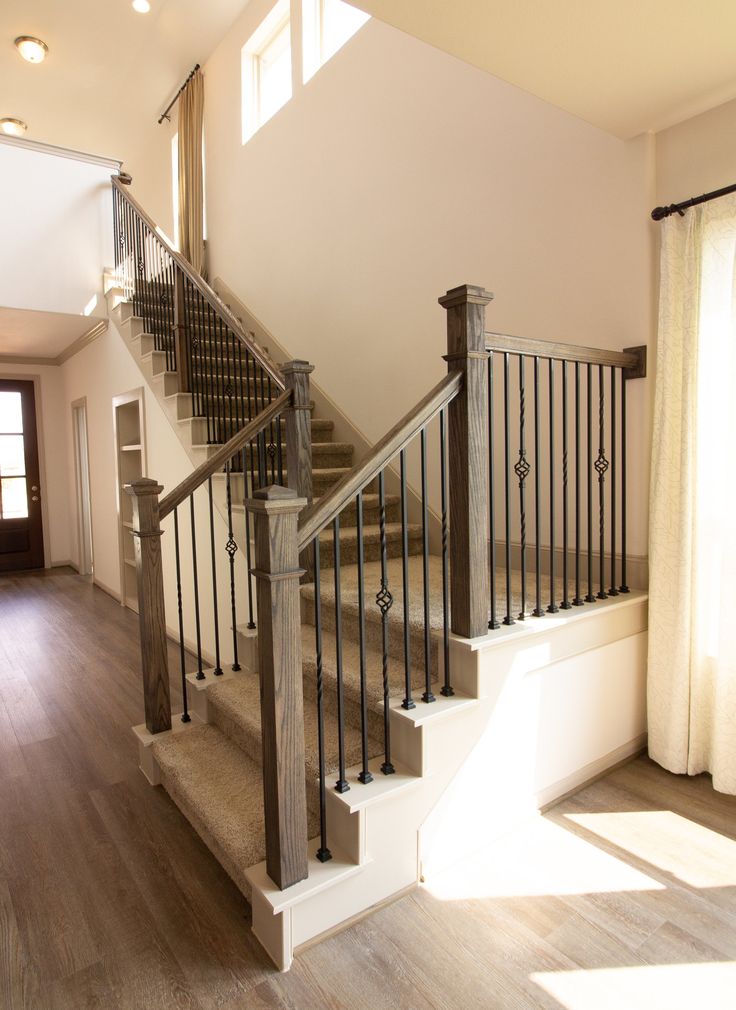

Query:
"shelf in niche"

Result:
[[121, 444, 142, 451]]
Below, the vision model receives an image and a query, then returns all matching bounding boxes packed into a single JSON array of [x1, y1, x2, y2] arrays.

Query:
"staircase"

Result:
[[112, 177, 648, 972]]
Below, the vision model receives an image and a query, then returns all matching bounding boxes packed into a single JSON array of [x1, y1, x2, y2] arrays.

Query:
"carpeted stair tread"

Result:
[[206, 674, 382, 808], [151, 723, 266, 900]]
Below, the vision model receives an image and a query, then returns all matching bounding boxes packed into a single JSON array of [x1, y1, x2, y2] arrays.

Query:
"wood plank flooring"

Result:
[[1, 568, 735, 1009]]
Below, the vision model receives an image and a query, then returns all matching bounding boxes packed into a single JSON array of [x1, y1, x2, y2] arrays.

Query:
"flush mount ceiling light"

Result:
[[0, 117, 28, 136], [132, 0, 151, 12], [14, 36, 48, 63]]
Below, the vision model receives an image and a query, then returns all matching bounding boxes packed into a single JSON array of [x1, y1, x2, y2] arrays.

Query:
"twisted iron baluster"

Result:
[[225, 460, 241, 671], [376, 471, 395, 774], [595, 364, 609, 600]]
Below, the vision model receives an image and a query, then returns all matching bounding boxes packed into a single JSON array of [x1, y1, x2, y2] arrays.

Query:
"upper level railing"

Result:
[[112, 176, 284, 447]]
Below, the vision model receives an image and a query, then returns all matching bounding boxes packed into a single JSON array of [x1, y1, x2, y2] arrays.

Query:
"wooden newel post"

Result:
[[439, 284, 493, 639], [282, 359, 314, 581], [246, 485, 309, 890], [126, 478, 172, 734]]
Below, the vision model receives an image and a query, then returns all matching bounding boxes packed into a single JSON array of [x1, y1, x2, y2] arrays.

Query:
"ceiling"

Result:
[[348, 0, 736, 138], [0, 307, 98, 359], [0, 0, 248, 159]]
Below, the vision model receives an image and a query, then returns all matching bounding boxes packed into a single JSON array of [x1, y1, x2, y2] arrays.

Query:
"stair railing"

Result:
[[112, 176, 284, 447]]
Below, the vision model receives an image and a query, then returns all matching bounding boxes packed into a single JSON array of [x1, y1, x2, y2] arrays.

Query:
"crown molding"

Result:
[[0, 133, 122, 171]]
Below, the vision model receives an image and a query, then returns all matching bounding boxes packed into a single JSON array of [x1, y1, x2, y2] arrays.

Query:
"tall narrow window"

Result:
[[302, 0, 369, 83], [0, 392, 28, 519], [242, 0, 292, 143], [171, 132, 179, 249]]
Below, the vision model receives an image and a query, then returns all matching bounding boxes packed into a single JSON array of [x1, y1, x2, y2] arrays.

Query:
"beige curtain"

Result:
[[648, 193, 736, 794], [178, 68, 205, 275]]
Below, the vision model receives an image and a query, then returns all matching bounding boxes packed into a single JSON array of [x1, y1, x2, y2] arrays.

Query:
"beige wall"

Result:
[[197, 14, 654, 556], [655, 96, 736, 206]]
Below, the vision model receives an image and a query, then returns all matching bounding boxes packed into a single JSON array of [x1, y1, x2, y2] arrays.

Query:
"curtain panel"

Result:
[[178, 68, 205, 276], [648, 193, 736, 794]]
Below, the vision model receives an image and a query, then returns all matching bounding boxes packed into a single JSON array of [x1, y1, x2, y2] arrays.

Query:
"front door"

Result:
[[0, 379, 44, 572]]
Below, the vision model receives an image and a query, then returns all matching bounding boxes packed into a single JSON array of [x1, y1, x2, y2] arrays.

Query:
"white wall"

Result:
[[198, 13, 654, 558], [0, 362, 71, 566], [0, 143, 113, 318]]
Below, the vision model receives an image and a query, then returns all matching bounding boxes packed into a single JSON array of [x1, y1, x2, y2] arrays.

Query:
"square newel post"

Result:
[[439, 284, 493, 639], [246, 485, 309, 890], [126, 478, 172, 734], [282, 359, 314, 582]]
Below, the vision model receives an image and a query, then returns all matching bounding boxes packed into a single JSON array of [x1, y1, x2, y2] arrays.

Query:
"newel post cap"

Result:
[[126, 477, 164, 497], [246, 484, 307, 516], [438, 284, 494, 309], [281, 359, 315, 376]]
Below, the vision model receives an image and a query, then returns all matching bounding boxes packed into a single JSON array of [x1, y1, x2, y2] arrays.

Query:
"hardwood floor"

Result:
[[1, 568, 735, 1009]]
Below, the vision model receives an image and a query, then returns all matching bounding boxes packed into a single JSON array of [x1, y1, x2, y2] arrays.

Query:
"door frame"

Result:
[[71, 396, 94, 576], [0, 371, 51, 568]]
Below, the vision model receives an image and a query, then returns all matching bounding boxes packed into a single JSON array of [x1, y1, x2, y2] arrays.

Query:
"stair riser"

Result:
[[301, 593, 439, 671]]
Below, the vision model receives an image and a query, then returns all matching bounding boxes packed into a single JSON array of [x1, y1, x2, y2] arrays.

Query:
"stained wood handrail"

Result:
[[111, 175, 284, 389], [297, 372, 462, 552], [159, 390, 293, 520], [484, 330, 641, 371]]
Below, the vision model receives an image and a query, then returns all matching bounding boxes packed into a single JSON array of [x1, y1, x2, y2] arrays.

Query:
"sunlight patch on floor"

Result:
[[564, 810, 736, 888], [423, 815, 664, 900], [531, 961, 736, 1010]]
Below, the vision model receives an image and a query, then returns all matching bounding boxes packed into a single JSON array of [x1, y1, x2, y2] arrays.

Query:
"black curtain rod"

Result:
[[651, 181, 736, 221], [158, 63, 200, 125]]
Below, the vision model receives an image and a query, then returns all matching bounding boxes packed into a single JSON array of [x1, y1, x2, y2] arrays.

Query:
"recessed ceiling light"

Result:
[[14, 36, 48, 63], [0, 118, 28, 137], [132, 0, 151, 12]]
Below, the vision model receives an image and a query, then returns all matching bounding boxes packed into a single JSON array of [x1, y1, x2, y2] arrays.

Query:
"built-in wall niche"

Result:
[[112, 388, 147, 613]]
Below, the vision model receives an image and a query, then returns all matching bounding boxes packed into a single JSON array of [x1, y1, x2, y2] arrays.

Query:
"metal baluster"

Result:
[[572, 361, 584, 605], [503, 352, 515, 625], [313, 537, 332, 860], [207, 304, 221, 444], [596, 364, 609, 600], [560, 361, 571, 609], [223, 319, 235, 443], [399, 450, 415, 710], [620, 372, 630, 592], [224, 463, 241, 671], [609, 368, 620, 596], [585, 363, 596, 603], [420, 428, 435, 703], [267, 377, 277, 483], [356, 492, 373, 784], [258, 368, 268, 482], [333, 518, 349, 792], [243, 460, 256, 629], [206, 476, 225, 675], [173, 508, 190, 722], [548, 358, 559, 613], [190, 494, 204, 678], [516, 354, 529, 619], [439, 409, 453, 696], [533, 356, 543, 617], [488, 354, 499, 629], [376, 472, 395, 772], [166, 253, 176, 371]]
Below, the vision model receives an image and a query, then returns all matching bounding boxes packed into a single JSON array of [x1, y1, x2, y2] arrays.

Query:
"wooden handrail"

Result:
[[484, 330, 641, 371], [297, 372, 462, 552], [111, 175, 284, 390], [159, 390, 293, 520]]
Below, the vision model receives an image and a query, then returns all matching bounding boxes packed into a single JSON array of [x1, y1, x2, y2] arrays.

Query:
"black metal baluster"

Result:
[[533, 356, 543, 617], [585, 363, 596, 603], [516, 354, 530, 619], [503, 352, 514, 626], [548, 358, 559, 613], [573, 361, 584, 606], [596, 364, 609, 600], [224, 462, 241, 671], [243, 461, 256, 629], [356, 492, 373, 784], [208, 305, 222, 443], [420, 428, 435, 703], [488, 354, 499, 629], [620, 372, 630, 593], [207, 476, 223, 675], [190, 494, 204, 678], [400, 449, 415, 710], [313, 537, 332, 860], [267, 377, 277, 483], [609, 369, 620, 596], [333, 518, 349, 792], [166, 254, 176, 371], [223, 320, 235, 443], [173, 508, 190, 722], [439, 409, 453, 696], [376, 472, 395, 772], [258, 368, 269, 482], [560, 361, 571, 609]]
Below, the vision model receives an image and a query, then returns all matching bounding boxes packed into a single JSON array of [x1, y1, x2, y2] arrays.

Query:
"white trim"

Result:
[[0, 133, 122, 171], [0, 319, 108, 368]]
